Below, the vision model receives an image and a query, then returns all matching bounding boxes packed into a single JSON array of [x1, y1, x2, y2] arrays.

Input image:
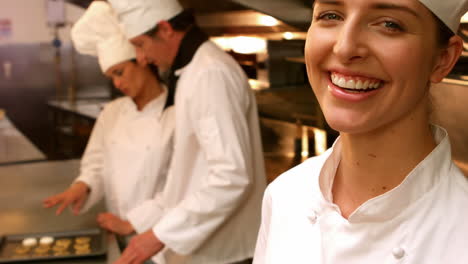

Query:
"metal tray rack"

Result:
[[0, 228, 107, 263]]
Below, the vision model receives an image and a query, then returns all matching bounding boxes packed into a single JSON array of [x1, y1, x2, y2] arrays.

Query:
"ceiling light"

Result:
[[283, 32, 294, 40], [259, 15, 279, 26], [230, 37, 266, 54]]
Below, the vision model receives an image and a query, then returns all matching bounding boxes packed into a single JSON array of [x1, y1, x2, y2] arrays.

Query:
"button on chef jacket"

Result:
[[150, 41, 267, 264], [74, 90, 174, 233], [253, 125, 468, 264]]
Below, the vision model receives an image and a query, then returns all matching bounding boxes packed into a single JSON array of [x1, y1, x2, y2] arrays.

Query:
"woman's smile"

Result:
[[325, 70, 386, 102], [330, 72, 383, 91], [304, 0, 445, 134]]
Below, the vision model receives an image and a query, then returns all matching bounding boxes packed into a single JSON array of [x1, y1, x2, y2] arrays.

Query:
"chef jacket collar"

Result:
[[164, 25, 209, 109], [318, 125, 452, 223], [125, 85, 168, 119]]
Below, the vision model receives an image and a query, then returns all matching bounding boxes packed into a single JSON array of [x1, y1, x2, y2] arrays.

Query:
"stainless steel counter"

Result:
[[0, 116, 46, 165], [0, 160, 120, 263], [443, 76, 468, 86], [47, 99, 110, 158], [47, 99, 110, 120]]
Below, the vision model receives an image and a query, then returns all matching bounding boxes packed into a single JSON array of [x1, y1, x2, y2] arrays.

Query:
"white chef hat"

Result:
[[71, 1, 136, 73], [419, 0, 468, 33], [108, 0, 183, 39]]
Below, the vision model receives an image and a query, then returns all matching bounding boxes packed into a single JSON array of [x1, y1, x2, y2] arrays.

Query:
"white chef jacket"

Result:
[[75, 90, 174, 234], [151, 41, 267, 264], [253, 125, 468, 264]]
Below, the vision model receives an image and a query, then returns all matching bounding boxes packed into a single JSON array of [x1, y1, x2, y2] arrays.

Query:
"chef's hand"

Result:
[[42, 181, 89, 216], [97, 212, 134, 235], [114, 230, 164, 264]]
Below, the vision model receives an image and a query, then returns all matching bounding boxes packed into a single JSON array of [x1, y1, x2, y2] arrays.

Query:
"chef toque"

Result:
[[419, 0, 468, 33], [108, 0, 183, 39], [71, 1, 136, 73]]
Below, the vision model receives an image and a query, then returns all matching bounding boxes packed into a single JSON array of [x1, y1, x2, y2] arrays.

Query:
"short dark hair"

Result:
[[144, 9, 196, 38]]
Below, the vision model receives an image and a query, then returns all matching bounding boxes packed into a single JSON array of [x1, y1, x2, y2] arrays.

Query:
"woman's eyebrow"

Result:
[[315, 0, 421, 20], [315, 0, 343, 6], [371, 3, 421, 19]]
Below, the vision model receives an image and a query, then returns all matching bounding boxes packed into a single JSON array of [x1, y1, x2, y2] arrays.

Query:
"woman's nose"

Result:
[[113, 78, 122, 89], [333, 22, 369, 63]]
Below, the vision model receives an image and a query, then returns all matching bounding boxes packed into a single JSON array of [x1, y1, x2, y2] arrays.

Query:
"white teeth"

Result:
[[356, 80, 363, 89], [337, 77, 346, 88], [363, 80, 370, 88], [331, 73, 381, 90], [344, 80, 355, 89]]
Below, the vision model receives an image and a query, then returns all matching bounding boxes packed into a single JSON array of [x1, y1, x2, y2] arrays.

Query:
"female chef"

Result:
[[43, 1, 174, 239], [254, 0, 468, 263]]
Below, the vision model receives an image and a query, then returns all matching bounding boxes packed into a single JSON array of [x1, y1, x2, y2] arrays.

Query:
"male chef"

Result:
[[109, 0, 267, 263]]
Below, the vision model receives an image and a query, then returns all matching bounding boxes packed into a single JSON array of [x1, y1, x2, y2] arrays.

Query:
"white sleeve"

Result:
[[153, 67, 254, 254], [126, 191, 166, 234], [73, 107, 109, 214], [253, 187, 272, 264]]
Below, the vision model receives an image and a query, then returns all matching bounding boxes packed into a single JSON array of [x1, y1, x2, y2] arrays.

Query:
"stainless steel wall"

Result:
[[0, 43, 108, 157], [431, 82, 468, 175]]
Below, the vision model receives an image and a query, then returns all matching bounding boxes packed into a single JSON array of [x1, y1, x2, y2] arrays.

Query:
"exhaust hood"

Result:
[[229, 0, 312, 31], [67, 0, 312, 33]]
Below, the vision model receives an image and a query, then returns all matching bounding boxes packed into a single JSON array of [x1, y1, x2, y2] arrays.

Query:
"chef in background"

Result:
[[43, 1, 174, 243], [108, 0, 267, 263]]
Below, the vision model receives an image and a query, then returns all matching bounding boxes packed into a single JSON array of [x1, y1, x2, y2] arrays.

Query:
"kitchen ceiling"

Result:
[[67, 0, 249, 13], [66, 0, 312, 32], [230, 0, 312, 30]]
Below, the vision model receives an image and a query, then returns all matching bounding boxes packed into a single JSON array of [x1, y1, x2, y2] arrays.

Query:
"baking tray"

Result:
[[0, 228, 107, 263]]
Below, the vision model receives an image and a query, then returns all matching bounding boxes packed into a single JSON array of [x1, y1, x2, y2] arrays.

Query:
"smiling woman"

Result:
[[253, 0, 468, 263], [306, 0, 454, 134]]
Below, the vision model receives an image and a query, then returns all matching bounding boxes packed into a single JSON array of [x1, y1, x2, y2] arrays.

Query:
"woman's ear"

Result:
[[430, 35, 464, 84]]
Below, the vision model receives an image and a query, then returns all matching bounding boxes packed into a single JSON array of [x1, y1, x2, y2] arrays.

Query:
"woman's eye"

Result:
[[382, 21, 404, 32]]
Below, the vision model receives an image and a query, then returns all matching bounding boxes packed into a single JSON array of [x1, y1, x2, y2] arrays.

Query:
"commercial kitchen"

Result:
[[1, 0, 468, 263]]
